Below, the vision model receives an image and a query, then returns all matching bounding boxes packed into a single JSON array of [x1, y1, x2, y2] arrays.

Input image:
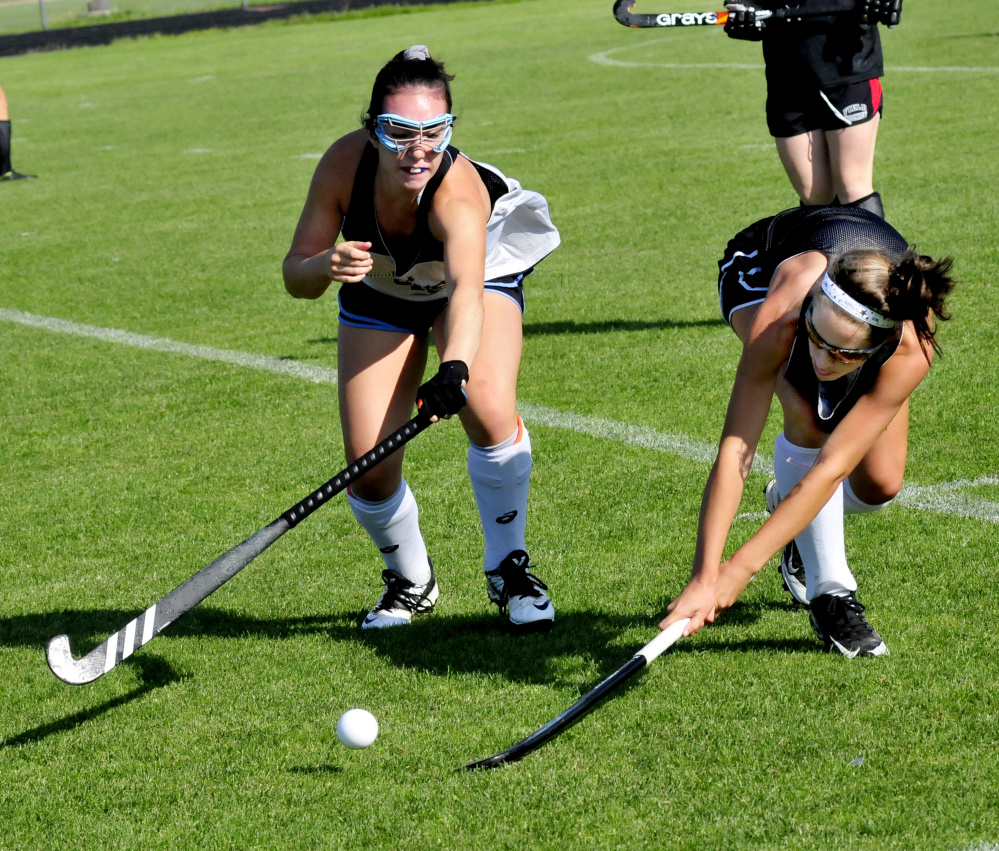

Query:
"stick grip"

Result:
[[282, 410, 432, 528]]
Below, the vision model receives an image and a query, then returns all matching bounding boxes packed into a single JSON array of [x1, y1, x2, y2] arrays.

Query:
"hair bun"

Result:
[[403, 45, 431, 61]]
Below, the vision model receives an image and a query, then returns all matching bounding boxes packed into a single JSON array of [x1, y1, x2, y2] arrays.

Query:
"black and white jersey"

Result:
[[718, 206, 909, 432], [784, 294, 903, 432], [341, 145, 560, 302], [760, 206, 908, 280], [760, 0, 883, 89], [718, 206, 908, 325]]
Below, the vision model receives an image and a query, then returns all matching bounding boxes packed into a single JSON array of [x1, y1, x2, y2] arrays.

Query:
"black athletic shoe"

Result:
[[485, 550, 554, 631], [1, 170, 36, 181], [361, 566, 438, 629], [765, 480, 807, 606], [808, 592, 889, 657]]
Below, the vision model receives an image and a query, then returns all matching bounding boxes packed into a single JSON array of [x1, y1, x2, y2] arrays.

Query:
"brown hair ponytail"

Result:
[[883, 248, 956, 355], [830, 248, 956, 358]]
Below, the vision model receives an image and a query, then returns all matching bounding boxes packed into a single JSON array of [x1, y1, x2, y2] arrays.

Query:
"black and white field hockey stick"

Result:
[[612, 0, 853, 28], [47, 410, 434, 685], [463, 618, 690, 770]]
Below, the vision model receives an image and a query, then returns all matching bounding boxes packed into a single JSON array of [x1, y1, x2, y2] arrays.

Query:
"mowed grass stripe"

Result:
[[4, 306, 996, 523]]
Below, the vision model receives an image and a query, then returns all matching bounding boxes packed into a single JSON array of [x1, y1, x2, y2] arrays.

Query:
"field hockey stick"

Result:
[[47, 410, 434, 685], [613, 0, 854, 28], [463, 618, 690, 770]]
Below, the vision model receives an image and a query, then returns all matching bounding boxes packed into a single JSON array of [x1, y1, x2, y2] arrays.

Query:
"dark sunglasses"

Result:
[[804, 304, 883, 364]]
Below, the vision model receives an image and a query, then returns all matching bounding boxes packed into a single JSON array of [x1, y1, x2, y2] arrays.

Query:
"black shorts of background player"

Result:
[[724, 0, 903, 218]]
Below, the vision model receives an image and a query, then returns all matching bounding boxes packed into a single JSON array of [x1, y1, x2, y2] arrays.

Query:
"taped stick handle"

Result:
[[613, 1, 859, 28], [636, 617, 690, 664], [282, 409, 432, 528]]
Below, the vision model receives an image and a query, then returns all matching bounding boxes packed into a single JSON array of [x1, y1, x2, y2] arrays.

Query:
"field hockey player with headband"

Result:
[[283, 46, 560, 632], [660, 205, 954, 657]]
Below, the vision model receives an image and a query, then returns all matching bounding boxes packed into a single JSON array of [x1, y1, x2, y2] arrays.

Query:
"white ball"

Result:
[[336, 708, 379, 749]]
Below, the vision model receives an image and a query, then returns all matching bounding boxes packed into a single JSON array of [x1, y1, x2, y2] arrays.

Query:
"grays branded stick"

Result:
[[47, 410, 434, 685], [463, 618, 690, 770], [612, 1, 854, 28]]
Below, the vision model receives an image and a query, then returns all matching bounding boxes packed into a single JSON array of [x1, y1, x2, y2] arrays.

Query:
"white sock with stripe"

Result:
[[467, 417, 532, 573], [347, 480, 432, 585], [773, 433, 857, 600]]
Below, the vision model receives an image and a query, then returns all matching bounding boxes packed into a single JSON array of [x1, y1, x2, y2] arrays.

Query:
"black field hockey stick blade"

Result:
[[463, 618, 690, 770], [612, 1, 856, 28], [46, 410, 434, 686]]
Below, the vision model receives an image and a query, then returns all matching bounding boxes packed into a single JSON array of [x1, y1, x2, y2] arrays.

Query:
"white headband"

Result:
[[820, 272, 898, 329]]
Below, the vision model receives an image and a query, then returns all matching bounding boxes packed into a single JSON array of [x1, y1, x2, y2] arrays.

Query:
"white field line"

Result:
[[0, 307, 338, 385], [3, 307, 996, 523], [589, 40, 999, 73]]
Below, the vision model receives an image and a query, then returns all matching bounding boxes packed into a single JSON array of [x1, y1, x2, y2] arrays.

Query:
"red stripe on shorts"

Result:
[[869, 78, 883, 112]]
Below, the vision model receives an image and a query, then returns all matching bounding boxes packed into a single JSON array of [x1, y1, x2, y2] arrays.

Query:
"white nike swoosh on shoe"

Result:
[[830, 638, 861, 659]]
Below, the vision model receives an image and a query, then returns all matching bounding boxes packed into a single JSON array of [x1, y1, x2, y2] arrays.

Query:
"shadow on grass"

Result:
[[302, 316, 726, 348], [0, 655, 185, 749], [287, 764, 344, 775], [3, 596, 818, 693], [523, 317, 726, 336]]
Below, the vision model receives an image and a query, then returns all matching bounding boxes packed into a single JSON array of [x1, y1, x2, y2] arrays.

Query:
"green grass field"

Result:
[[2, 1, 998, 847]]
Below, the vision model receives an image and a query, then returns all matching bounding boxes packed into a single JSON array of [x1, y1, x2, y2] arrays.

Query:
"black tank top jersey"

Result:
[[784, 294, 902, 432], [757, 206, 908, 284], [341, 144, 510, 287], [760, 0, 883, 89], [765, 207, 908, 432]]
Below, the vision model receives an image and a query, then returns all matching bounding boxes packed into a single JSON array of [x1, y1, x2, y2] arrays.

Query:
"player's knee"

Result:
[[853, 474, 902, 507], [348, 465, 402, 502]]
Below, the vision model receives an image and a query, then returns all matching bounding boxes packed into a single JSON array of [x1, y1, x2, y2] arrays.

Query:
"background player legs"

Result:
[[0, 83, 34, 181], [775, 130, 835, 206], [827, 114, 880, 207]]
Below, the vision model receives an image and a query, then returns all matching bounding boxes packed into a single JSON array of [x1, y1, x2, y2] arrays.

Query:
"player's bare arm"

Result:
[[429, 158, 490, 369], [283, 131, 373, 299]]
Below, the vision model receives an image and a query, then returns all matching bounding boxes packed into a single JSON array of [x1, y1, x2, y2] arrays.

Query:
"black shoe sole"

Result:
[[505, 617, 554, 635]]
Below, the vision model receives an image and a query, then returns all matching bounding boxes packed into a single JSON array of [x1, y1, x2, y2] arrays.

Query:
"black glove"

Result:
[[857, 0, 902, 27], [417, 360, 469, 419], [724, 3, 766, 40]]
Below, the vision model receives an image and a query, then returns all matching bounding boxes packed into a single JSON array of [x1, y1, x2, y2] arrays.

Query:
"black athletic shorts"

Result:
[[767, 78, 883, 138], [718, 217, 772, 327], [338, 271, 530, 336]]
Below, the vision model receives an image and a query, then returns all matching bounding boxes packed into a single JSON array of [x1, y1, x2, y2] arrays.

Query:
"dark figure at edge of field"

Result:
[[1, 83, 36, 182]]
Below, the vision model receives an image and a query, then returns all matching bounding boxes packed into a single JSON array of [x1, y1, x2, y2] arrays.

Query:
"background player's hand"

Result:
[[724, 3, 766, 40], [659, 577, 717, 637], [328, 241, 373, 283], [416, 360, 469, 421], [857, 0, 902, 27]]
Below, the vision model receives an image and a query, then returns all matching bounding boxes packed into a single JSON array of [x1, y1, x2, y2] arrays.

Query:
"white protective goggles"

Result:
[[373, 112, 454, 154]]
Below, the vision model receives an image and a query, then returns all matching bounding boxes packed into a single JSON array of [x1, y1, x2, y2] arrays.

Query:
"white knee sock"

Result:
[[773, 433, 857, 600], [347, 480, 431, 584], [467, 417, 532, 573], [843, 478, 895, 515]]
